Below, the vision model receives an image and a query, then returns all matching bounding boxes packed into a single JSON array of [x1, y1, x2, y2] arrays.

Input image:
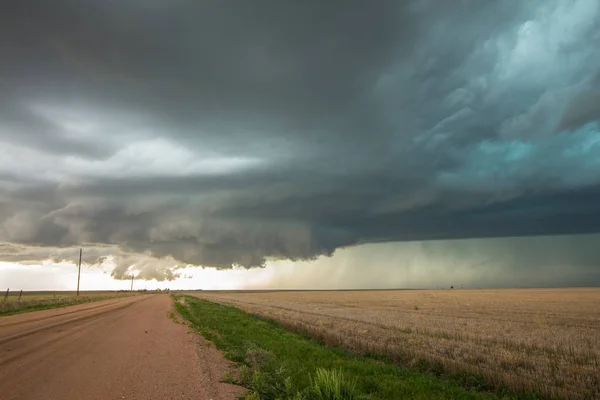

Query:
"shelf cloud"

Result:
[[1, 1, 599, 281]]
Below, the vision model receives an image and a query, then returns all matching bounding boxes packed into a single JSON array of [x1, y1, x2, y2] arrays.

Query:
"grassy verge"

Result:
[[175, 295, 523, 400], [0, 293, 135, 316]]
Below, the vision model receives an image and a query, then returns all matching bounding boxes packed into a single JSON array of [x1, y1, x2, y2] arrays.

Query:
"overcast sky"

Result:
[[1, 0, 599, 289]]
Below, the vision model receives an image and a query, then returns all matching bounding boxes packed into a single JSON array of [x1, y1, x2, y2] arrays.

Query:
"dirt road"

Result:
[[0, 295, 242, 400]]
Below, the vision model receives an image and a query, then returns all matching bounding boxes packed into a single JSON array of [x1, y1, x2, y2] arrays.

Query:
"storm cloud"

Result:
[[1, 0, 600, 280]]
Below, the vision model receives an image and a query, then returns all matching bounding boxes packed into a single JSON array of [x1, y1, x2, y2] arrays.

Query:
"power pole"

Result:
[[130, 274, 134, 291], [76, 248, 82, 296]]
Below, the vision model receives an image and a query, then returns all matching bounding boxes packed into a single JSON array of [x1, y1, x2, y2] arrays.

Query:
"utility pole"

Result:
[[76, 248, 82, 296], [130, 274, 134, 292]]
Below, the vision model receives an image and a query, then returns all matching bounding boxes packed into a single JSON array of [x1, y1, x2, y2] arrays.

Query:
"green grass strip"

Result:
[[174, 295, 519, 400]]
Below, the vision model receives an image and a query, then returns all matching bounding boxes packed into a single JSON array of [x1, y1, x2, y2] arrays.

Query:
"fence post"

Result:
[[17, 289, 23, 305], [3, 288, 9, 303]]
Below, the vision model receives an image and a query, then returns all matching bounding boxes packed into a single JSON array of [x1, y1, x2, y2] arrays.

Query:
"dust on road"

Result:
[[0, 295, 243, 400]]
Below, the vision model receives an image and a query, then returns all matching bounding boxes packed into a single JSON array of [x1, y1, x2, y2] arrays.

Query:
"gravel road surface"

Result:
[[0, 295, 242, 400]]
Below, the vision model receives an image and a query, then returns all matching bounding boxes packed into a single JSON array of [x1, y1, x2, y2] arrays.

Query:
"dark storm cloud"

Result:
[[1, 0, 600, 280], [0, 97, 116, 159], [558, 91, 600, 132]]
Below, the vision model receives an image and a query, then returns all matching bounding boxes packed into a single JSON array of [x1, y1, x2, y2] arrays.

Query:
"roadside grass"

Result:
[[0, 292, 136, 316], [174, 295, 523, 400]]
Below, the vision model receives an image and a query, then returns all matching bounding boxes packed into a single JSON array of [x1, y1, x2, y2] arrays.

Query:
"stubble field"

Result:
[[192, 288, 600, 399]]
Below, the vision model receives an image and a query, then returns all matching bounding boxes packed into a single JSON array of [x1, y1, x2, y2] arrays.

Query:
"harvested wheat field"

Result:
[[192, 288, 600, 399]]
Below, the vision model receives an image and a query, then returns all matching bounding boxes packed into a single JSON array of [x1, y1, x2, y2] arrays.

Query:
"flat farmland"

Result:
[[0, 290, 137, 316], [192, 288, 600, 399]]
